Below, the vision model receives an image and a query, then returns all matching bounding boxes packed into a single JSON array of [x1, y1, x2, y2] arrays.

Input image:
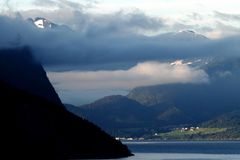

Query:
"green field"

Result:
[[152, 128, 229, 140]]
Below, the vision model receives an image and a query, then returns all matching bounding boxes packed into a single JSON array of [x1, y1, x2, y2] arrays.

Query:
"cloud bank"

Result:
[[0, 15, 239, 71], [0, 1, 240, 104], [48, 61, 209, 104], [48, 61, 209, 90]]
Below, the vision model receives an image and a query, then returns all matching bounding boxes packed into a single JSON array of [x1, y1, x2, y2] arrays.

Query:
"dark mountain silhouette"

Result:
[[1, 47, 132, 159], [149, 110, 240, 141], [0, 47, 61, 105], [198, 110, 240, 140], [66, 95, 154, 136], [66, 58, 240, 137], [66, 95, 192, 137], [202, 110, 240, 128], [128, 79, 240, 124], [128, 58, 240, 124]]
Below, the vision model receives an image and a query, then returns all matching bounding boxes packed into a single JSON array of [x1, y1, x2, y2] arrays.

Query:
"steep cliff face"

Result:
[[0, 47, 132, 159], [0, 47, 61, 105]]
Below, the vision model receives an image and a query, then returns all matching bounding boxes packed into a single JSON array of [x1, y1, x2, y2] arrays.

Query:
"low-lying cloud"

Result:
[[48, 61, 209, 91], [47, 61, 209, 104]]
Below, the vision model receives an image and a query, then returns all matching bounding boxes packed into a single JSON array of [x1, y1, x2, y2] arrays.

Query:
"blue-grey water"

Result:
[[120, 141, 240, 160]]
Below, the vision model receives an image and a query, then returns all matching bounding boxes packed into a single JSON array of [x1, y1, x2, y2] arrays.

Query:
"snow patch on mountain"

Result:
[[27, 17, 57, 29]]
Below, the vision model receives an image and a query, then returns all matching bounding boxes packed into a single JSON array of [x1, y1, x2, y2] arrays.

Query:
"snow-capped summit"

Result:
[[178, 30, 207, 39], [27, 17, 58, 29], [170, 60, 193, 66], [179, 30, 196, 34], [170, 60, 184, 66], [170, 58, 214, 68], [157, 30, 208, 42], [33, 17, 57, 29], [27, 17, 72, 31]]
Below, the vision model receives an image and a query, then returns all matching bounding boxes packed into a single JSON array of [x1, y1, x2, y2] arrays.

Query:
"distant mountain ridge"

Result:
[[127, 58, 240, 123], [66, 58, 240, 138], [150, 30, 208, 42], [28, 17, 207, 42], [202, 110, 240, 128], [27, 17, 71, 30], [66, 95, 154, 136]]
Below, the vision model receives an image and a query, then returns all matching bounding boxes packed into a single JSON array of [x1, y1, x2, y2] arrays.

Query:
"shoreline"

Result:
[[122, 139, 240, 143]]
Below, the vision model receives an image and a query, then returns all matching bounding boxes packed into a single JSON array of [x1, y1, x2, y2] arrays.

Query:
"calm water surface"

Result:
[[120, 141, 240, 160]]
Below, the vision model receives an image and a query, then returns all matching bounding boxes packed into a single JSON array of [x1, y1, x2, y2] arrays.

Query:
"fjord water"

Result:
[[121, 141, 240, 160]]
